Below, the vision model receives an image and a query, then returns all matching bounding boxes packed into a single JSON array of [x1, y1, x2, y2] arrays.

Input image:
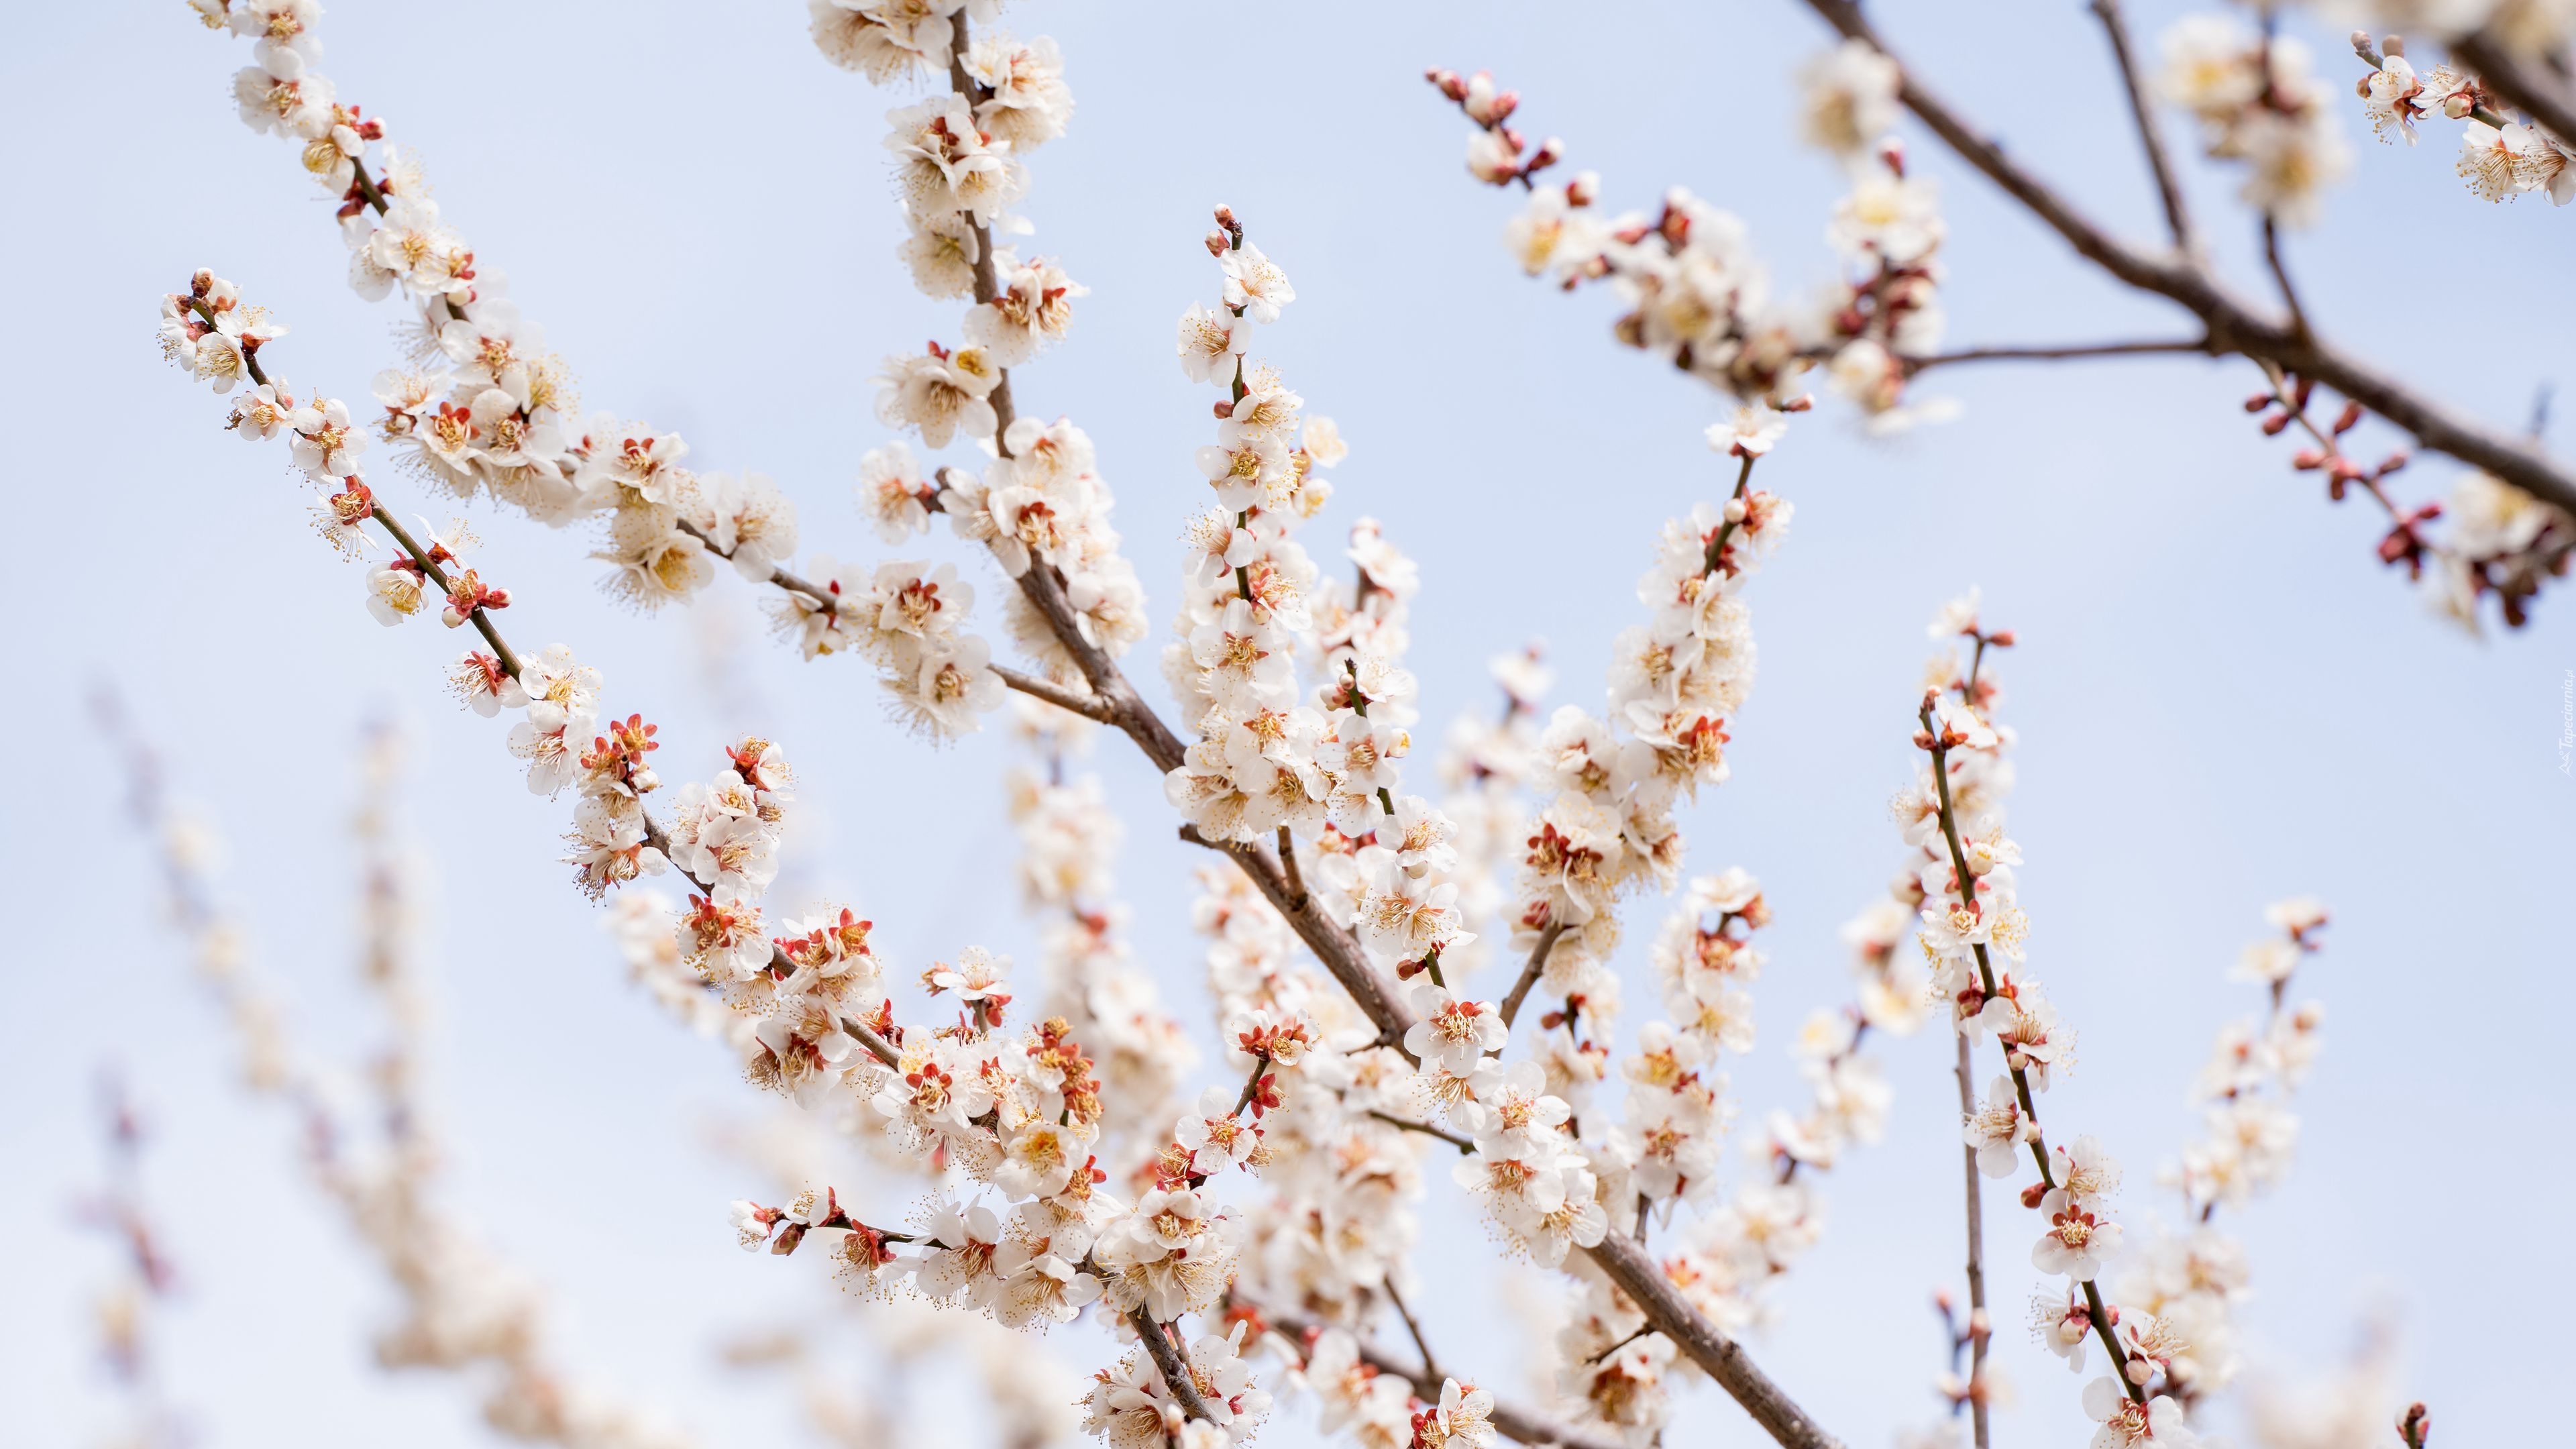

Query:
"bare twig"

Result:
[[1365, 1109, 1475, 1154], [2089, 0, 2196, 252], [2262, 216, 2308, 340], [993, 665, 1121, 724], [1904, 338, 2213, 374], [1383, 1277, 1442, 1383], [1499, 920, 1567, 1030], [1800, 0, 2576, 521]]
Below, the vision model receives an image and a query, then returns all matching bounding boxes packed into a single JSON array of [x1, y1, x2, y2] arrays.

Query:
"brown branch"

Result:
[[1244, 1296, 1619, 1449], [2089, 0, 2196, 252], [1499, 920, 1566, 1030], [2454, 30, 2576, 146], [1127, 1309, 1216, 1424], [1800, 0, 2576, 521], [1365, 1109, 1474, 1154], [1903, 338, 2213, 374], [1383, 1277, 1442, 1383], [1276, 824, 1307, 912], [992, 665, 1120, 724], [1586, 1232, 1839, 1449]]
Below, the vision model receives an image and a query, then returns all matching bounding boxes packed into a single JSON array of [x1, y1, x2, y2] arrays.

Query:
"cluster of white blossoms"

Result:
[[2355, 33, 2574, 204], [193, 0, 1020, 741], [2157, 15, 2353, 227], [1431, 44, 1953, 433], [1428, 648, 1552, 983]]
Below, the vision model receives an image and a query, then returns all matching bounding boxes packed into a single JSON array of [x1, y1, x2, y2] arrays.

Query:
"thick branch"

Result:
[[2088, 0, 2196, 252], [1585, 1232, 1839, 1449], [1128, 1309, 1216, 1423], [2454, 30, 2576, 146], [1801, 0, 2576, 519]]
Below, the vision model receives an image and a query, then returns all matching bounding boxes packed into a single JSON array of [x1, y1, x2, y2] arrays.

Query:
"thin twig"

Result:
[[1903, 338, 2213, 374], [1366, 1109, 1475, 1155], [1499, 920, 1566, 1030], [993, 665, 1121, 724], [2261, 216, 2308, 341], [1383, 1277, 1442, 1383], [2090, 0, 2196, 253]]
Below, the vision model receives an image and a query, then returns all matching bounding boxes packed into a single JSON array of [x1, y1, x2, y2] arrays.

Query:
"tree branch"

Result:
[[1383, 1276, 1442, 1383], [1800, 0, 2576, 520], [2453, 30, 2576, 146], [1903, 338, 2213, 374], [1951, 1031, 1992, 1449], [2088, 0, 2196, 252], [1128, 1309, 1216, 1423], [1499, 920, 1566, 1030], [992, 665, 1120, 724]]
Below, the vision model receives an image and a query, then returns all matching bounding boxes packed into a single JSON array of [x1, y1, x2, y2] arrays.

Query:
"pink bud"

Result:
[[2332, 401, 2365, 434], [2261, 412, 2292, 436], [2292, 447, 2326, 470]]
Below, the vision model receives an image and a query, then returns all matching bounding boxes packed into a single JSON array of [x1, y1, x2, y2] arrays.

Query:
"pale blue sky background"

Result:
[[5, 2, 2571, 1447]]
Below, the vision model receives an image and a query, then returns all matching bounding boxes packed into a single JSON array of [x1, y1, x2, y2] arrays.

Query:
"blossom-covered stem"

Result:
[[2450, 30, 2576, 146], [1242, 1297, 1622, 1449], [367, 506, 521, 678], [178, 295, 273, 388], [991, 665, 1120, 723], [1497, 920, 1566, 1030], [1799, 0, 2576, 519], [1950, 1030, 1992, 1449], [1127, 1309, 1216, 1423], [1918, 698, 2141, 1406], [2089, 0, 2196, 252], [1364, 1108, 1475, 1155], [1382, 1277, 1442, 1383], [1904, 339, 2213, 373]]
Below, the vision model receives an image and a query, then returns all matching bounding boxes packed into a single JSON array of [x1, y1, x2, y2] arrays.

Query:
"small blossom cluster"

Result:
[[2354, 34, 2574, 205], [937, 414, 1148, 684], [1434, 50, 1955, 432], [769, 549, 1010, 738], [1505, 448, 1793, 1077], [2157, 14, 2353, 227]]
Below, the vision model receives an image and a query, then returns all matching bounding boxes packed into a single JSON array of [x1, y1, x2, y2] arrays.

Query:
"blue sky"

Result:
[[4, 2, 2569, 1446]]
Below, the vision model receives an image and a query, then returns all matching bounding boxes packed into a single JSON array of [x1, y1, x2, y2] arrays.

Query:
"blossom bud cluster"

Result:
[[1437, 48, 1956, 433], [1428, 648, 1554, 981], [2354, 34, 2574, 205], [2155, 15, 2353, 226]]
